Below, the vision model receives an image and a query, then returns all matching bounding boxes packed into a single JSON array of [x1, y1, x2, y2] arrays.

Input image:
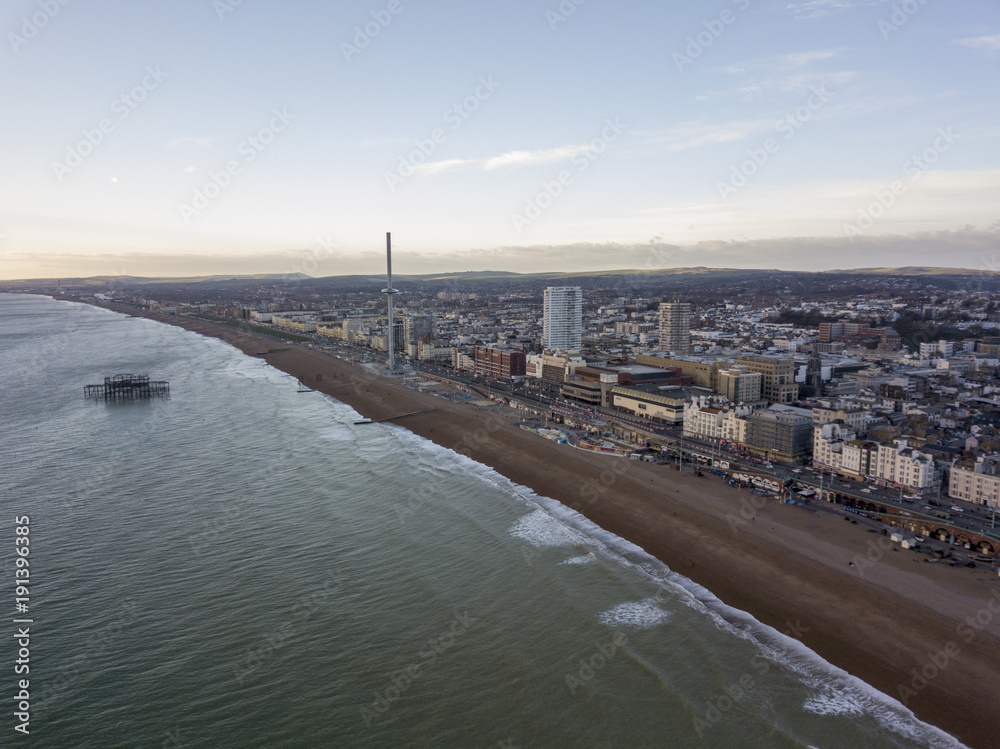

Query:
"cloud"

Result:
[[166, 137, 211, 149], [784, 0, 891, 20], [722, 49, 843, 75], [412, 143, 599, 176], [637, 120, 773, 150], [954, 35, 1000, 52], [482, 145, 595, 170]]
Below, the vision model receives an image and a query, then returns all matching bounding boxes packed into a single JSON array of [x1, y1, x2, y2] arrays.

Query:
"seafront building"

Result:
[[683, 395, 753, 441], [744, 405, 813, 462], [813, 421, 858, 472], [874, 439, 937, 492], [473, 346, 526, 380], [611, 385, 699, 426], [950, 456, 1000, 508], [543, 286, 583, 351]]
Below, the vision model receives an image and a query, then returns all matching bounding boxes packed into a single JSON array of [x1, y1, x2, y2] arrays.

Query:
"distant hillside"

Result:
[[825, 266, 1000, 277], [4, 266, 999, 290]]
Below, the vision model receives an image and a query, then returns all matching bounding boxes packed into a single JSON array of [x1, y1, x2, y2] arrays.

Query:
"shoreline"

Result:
[[69, 298, 1000, 748]]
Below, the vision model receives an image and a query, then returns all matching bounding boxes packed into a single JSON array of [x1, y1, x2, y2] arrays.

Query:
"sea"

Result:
[[0, 293, 968, 749]]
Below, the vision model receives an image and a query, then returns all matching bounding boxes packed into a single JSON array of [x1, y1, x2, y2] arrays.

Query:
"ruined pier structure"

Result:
[[84, 374, 170, 401]]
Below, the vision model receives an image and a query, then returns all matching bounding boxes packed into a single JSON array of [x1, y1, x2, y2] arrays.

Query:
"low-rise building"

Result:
[[683, 395, 753, 441], [562, 366, 619, 407], [874, 439, 937, 491], [612, 385, 692, 425], [949, 455, 1000, 508], [813, 421, 857, 471], [473, 346, 526, 379]]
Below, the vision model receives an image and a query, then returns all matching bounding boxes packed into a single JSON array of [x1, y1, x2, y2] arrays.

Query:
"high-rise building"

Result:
[[403, 313, 435, 345], [658, 301, 692, 354], [543, 287, 582, 351]]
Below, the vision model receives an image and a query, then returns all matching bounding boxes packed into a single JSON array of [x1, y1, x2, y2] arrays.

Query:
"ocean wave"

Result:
[[509, 509, 580, 549], [560, 554, 596, 566], [319, 426, 356, 442], [598, 598, 672, 630]]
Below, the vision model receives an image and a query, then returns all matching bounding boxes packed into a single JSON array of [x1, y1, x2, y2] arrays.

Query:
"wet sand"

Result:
[[85, 303, 1000, 748]]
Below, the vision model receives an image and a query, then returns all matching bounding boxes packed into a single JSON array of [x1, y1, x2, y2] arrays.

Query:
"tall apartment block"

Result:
[[658, 301, 692, 355], [543, 286, 583, 351]]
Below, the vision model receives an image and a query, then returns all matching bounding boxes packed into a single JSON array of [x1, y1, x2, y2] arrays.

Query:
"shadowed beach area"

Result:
[[85, 300, 1000, 748]]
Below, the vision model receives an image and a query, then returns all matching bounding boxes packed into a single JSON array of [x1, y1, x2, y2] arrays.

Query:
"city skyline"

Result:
[[2, 0, 999, 280]]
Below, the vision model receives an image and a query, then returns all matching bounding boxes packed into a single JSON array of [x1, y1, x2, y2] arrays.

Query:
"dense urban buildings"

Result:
[[42, 267, 1000, 509]]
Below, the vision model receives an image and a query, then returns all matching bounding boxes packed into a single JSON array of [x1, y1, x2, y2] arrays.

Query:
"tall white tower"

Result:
[[382, 232, 399, 372], [543, 286, 582, 351]]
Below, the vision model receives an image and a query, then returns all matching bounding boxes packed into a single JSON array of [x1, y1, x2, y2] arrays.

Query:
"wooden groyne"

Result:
[[354, 408, 435, 425]]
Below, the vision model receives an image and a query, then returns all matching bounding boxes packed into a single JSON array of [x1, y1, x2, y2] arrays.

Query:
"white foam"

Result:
[[509, 509, 580, 549], [560, 554, 596, 566], [598, 598, 672, 630], [802, 687, 864, 717], [319, 426, 356, 442]]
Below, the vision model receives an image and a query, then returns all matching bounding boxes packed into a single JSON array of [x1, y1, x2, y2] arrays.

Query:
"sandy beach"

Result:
[[87, 302, 1000, 748]]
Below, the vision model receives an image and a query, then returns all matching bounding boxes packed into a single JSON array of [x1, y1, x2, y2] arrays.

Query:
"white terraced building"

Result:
[[813, 421, 857, 472], [683, 396, 752, 443], [874, 439, 937, 491]]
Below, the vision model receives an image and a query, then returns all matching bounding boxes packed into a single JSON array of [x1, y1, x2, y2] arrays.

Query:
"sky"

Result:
[[1, 0, 999, 280]]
